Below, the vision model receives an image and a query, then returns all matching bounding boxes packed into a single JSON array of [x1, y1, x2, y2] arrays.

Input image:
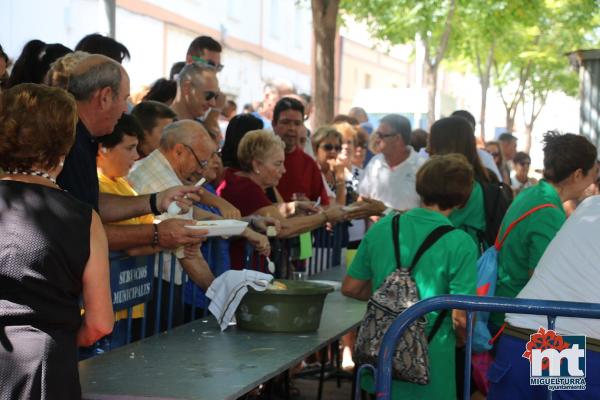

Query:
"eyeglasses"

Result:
[[191, 55, 224, 72], [320, 143, 342, 152], [375, 131, 398, 139], [182, 144, 209, 169], [204, 90, 218, 101]]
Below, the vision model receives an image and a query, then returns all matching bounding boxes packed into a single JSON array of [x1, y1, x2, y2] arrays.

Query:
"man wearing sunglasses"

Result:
[[185, 35, 226, 141], [170, 63, 219, 122]]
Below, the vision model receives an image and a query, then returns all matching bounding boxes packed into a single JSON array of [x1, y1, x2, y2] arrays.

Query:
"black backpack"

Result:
[[478, 180, 513, 248]]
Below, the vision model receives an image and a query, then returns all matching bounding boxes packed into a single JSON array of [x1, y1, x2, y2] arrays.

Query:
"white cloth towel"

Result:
[[206, 269, 273, 331]]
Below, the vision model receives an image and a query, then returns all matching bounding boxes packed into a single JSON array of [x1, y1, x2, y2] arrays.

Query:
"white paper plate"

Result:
[[184, 220, 248, 237]]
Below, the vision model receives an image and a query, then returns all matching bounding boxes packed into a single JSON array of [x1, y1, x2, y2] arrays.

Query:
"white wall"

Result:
[[1, 0, 102, 59], [1, 0, 312, 111], [117, 7, 164, 92]]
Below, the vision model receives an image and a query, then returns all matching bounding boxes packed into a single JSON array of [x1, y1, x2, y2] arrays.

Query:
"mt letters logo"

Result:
[[523, 327, 586, 391]]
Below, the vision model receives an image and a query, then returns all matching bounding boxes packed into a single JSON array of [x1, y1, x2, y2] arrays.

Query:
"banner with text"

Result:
[[110, 255, 154, 311]]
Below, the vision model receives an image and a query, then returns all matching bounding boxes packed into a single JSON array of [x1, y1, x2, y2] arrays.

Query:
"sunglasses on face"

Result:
[[204, 91, 218, 101], [191, 55, 224, 72], [490, 152, 500, 157], [321, 143, 342, 152]]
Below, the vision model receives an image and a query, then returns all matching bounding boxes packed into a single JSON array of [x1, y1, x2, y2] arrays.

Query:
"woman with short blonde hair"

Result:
[[218, 129, 345, 269]]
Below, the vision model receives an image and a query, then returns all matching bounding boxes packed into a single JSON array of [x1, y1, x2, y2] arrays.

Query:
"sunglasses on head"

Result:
[[321, 143, 342, 152], [191, 55, 224, 72]]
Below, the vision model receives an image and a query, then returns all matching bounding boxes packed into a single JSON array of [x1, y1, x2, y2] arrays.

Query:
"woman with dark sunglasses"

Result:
[[312, 125, 346, 205]]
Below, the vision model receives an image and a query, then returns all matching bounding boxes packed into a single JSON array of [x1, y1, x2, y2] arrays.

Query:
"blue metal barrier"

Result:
[[357, 295, 600, 400], [100, 223, 346, 355]]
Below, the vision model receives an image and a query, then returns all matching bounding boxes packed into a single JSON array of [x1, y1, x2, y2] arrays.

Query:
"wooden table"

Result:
[[80, 267, 365, 400]]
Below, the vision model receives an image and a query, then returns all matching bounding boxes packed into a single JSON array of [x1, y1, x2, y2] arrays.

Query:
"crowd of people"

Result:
[[1, 32, 599, 400]]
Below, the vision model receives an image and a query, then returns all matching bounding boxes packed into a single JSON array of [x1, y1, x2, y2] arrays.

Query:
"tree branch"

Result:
[[433, 0, 457, 67]]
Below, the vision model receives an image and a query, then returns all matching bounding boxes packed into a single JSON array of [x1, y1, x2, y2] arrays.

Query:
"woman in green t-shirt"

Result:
[[491, 132, 598, 327], [428, 116, 494, 250], [342, 154, 478, 400]]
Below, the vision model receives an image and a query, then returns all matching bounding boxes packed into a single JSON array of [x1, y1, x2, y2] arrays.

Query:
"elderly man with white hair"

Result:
[[129, 119, 269, 329]]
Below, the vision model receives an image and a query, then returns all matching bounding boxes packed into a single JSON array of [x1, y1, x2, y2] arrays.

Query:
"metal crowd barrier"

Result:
[[355, 294, 600, 400], [99, 225, 345, 353]]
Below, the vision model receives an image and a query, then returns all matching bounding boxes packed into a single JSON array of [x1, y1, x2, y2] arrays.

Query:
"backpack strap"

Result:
[[391, 213, 402, 269], [392, 216, 454, 342], [411, 225, 455, 342], [427, 309, 448, 342], [494, 203, 557, 250], [408, 225, 455, 273]]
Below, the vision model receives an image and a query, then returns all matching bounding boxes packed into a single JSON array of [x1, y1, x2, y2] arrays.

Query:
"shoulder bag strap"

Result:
[[391, 213, 402, 269], [494, 203, 557, 250]]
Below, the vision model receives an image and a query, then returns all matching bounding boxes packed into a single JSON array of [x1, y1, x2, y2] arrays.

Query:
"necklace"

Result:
[[5, 169, 57, 185]]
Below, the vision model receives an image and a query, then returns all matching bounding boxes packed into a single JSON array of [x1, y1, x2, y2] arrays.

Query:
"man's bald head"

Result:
[[160, 119, 216, 183], [68, 54, 125, 101], [160, 119, 211, 150]]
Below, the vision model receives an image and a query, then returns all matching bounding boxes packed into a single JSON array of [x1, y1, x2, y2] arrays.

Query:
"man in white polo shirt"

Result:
[[358, 114, 425, 211]]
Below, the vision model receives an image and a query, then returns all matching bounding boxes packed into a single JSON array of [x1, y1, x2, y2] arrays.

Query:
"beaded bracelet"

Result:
[[152, 224, 159, 247]]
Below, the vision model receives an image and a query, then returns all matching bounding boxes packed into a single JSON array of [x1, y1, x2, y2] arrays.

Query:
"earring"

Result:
[[255, 170, 261, 175]]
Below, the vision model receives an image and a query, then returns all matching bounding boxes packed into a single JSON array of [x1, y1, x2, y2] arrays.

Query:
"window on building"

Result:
[[364, 73, 371, 89]]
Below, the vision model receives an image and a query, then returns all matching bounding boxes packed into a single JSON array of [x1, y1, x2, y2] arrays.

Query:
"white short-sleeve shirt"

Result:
[[358, 147, 425, 211], [128, 149, 191, 285], [507, 195, 600, 339]]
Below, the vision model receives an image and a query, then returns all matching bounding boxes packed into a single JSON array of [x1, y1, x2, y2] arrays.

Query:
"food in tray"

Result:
[[268, 281, 288, 291]]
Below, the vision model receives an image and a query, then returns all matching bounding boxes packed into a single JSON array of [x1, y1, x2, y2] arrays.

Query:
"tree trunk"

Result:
[[421, 0, 456, 128], [477, 43, 494, 142], [524, 123, 533, 153], [522, 89, 548, 154], [425, 61, 438, 128], [311, 0, 340, 128], [506, 110, 516, 132]]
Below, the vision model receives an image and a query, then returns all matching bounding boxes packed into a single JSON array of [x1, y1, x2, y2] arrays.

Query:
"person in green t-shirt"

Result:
[[428, 116, 494, 250], [491, 132, 598, 327], [342, 154, 478, 400]]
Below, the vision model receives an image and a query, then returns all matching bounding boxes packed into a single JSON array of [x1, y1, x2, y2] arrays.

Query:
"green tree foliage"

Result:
[[341, 0, 599, 141], [341, 0, 459, 127], [492, 0, 599, 146]]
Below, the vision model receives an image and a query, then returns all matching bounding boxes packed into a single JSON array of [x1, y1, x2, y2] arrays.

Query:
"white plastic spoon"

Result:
[[266, 256, 275, 274]]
